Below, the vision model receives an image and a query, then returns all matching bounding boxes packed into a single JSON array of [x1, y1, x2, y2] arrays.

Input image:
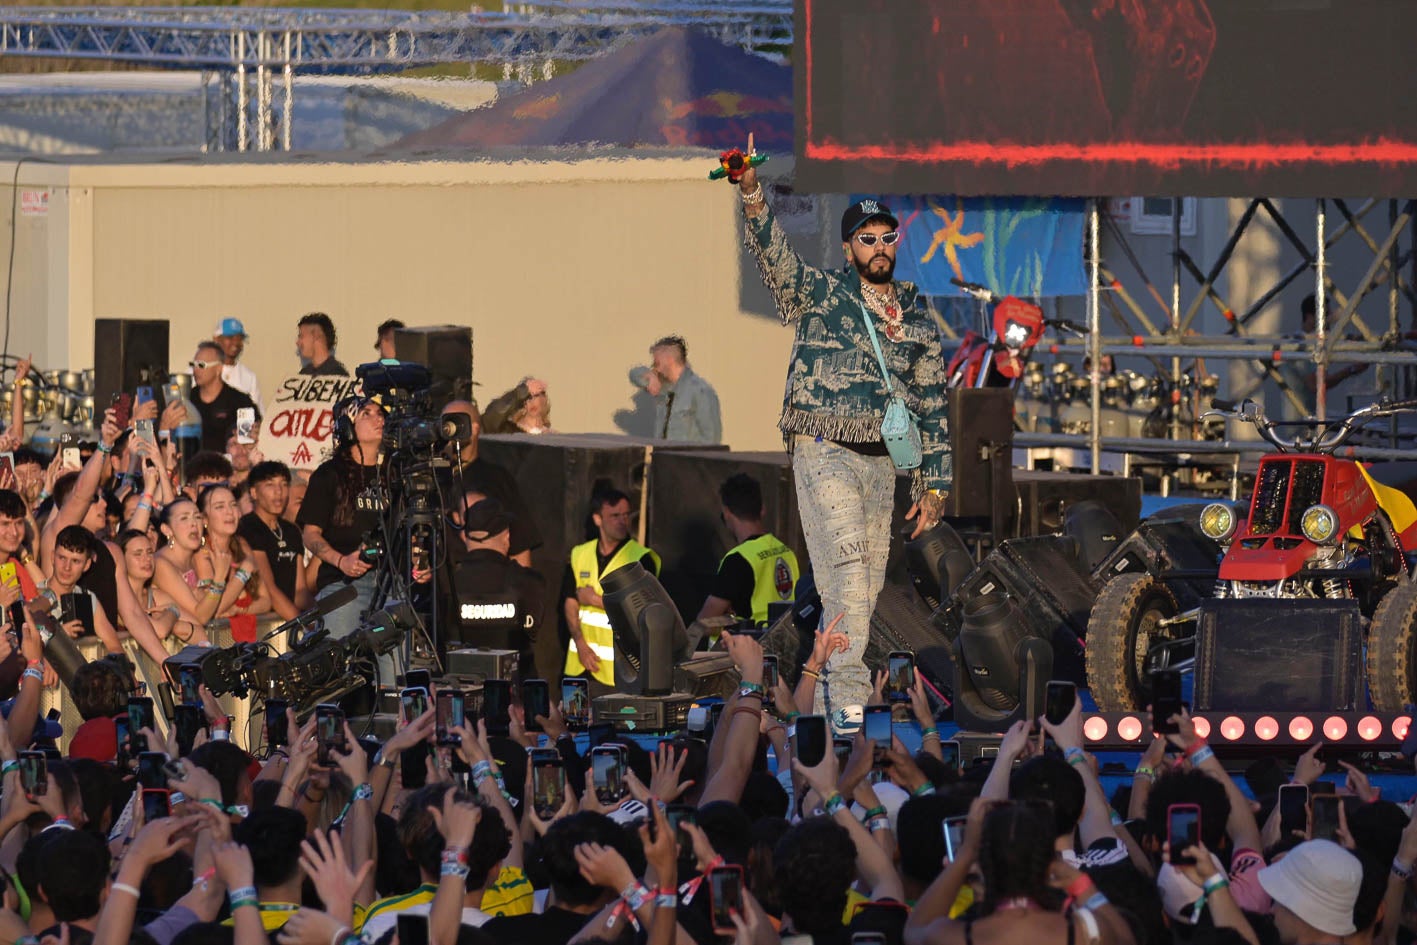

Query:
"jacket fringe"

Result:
[[778, 406, 882, 443]]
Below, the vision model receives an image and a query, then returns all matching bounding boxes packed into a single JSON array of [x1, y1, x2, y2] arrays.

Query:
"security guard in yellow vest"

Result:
[[562, 488, 660, 687], [696, 473, 800, 626]]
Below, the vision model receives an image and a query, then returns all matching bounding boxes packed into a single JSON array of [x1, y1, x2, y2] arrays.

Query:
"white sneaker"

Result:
[[831, 704, 863, 736]]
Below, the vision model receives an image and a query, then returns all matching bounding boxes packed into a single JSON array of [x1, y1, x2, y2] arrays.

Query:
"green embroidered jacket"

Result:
[[743, 202, 952, 497]]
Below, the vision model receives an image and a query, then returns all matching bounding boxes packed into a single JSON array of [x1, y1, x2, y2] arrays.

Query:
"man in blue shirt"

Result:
[[628, 335, 722, 443]]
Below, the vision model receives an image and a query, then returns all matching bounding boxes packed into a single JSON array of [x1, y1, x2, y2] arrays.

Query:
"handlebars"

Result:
[[948, 278, 1086, 338], [1204, 397, 1417, 453]]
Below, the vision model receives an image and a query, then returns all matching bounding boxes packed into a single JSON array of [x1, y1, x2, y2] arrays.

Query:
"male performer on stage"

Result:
[[736, 139, 951, 718]]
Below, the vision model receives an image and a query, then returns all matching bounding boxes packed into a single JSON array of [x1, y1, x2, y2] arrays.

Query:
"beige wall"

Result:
[[0, 153, 808, 451]]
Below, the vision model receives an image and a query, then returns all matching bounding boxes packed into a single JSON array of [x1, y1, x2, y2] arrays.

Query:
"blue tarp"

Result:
[[855, 195, 1088, 298]]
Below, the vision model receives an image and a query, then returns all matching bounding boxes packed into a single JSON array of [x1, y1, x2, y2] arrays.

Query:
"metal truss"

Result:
[[0, 5, 791, 73]]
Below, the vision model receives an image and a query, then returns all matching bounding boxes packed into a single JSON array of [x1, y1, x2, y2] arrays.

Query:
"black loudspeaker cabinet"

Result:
[[865, 579, 956, 708], [1093, 503, 1222, 609], [648, 450, 805, 622], [393, 325, 472, 402], [93, 318, 169, 409], [1194, 599, 1363, 711], [934, 535, 1098, 686], [943, 388, 1015, 522], [1012, 470, 1142, 538]]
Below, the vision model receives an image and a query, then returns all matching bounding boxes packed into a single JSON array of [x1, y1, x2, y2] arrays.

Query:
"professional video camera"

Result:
[[356, 360, 469, 456], [164, 590, 416, 713]]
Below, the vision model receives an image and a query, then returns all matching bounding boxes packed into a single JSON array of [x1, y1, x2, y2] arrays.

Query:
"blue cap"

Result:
[[214, 318, 247, 338], [1, 700, 62, 743]]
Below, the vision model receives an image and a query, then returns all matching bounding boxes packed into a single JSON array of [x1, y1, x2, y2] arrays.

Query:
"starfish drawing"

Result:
[[919, 198, 984, 281]]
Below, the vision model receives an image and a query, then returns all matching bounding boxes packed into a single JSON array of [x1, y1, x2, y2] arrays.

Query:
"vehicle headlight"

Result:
[[1199, 503, 1237, 541], [1300, 504, 1339, 544]]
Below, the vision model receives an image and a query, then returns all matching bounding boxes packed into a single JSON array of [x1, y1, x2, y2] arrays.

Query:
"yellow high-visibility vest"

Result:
[[564, 539, 660, 686]]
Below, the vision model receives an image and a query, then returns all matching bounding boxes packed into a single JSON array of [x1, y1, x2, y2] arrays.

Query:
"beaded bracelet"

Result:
[[739, 184, 764, 204]]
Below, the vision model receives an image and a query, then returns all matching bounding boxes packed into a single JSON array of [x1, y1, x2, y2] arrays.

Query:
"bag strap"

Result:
[[858, 301, 897, 395]]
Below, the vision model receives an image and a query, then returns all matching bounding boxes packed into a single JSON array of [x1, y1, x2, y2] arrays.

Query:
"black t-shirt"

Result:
[[709, 538, 761, 619], [193, 383, 258, 453], [78, 540, 120, 628], [559, 538, 659, 602], [451, 548, 547, 670], [300, 357, 349, 377], [439, 458, 543, 558], [296, 456, 385, 590], [482, 907, 595, 945], [237, 512, 305, 602]]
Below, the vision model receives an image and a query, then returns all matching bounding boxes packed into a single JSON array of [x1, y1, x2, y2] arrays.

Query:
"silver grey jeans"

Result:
[[792, 435, 895, 715]]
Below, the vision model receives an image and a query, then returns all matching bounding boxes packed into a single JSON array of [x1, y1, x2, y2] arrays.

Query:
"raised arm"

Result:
[[737, 143, 831, 326]]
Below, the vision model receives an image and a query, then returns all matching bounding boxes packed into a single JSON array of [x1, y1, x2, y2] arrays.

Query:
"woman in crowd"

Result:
[[116, 528, 203, 645], [192, 482, 268, 640]]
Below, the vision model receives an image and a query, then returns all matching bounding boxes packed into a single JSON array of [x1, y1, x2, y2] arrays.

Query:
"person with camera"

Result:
[[298, 396, 387, 646]]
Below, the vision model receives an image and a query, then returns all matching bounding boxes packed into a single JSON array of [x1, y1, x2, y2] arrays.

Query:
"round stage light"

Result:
[[1358, 716, 1382, 741], [1323, 716, 1348, 740], [1255, 716, 1279, 740], [1117, 716, 1143, 741], [1192, 716, 1211, 739], [1083, 717, 1109, 741], [1220, 716, 1245, 740], [1288, 716, 1314, 741], [1199, 503, 1238, 541], [1395, 717, 1411, 741], [1300, 504, 1339, 544]]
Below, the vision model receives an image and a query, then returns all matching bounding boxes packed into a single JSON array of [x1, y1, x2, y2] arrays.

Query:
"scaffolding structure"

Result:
[[0, 3, 792, 151]]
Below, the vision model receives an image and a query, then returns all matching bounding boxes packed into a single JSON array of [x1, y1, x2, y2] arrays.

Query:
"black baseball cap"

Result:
[[841, 198, 899, 241], [462, 497, 513, 540]]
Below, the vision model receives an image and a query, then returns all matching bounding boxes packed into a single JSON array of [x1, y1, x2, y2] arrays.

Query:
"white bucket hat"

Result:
[[1257, 839, 1361, 937]]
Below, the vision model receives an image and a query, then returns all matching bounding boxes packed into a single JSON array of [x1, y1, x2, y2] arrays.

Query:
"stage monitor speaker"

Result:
[[393, 325, 472, 402], [943, 388, 1015, 521], [934, 535, 1097, 686], [1013, 470, 1142, 538], [1093, 503, 1222, 609], [648, 450, 805, 622], [93, 318, 169, 410], [1194, 599, 1363, 712]]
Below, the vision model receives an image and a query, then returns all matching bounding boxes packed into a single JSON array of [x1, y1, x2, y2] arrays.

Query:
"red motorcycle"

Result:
[[945, 279, 1083, 389], [1087, 397, 1417, 711]]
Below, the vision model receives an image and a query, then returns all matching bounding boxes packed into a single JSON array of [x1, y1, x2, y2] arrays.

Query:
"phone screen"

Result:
[[588, 721, 615, 749], [562, 679, 589, 727], [1151, 670, 1184, 734], [18, 752, 45, 797], [667, 804, 696, 862], [402, 742, 429, 790], [235, 407, 256, 443], [1278, 784, 1309, 836], [404, 669, 432, 691], [940, 739, 961, 772], [709, 867, 743, 933], [833, 737, 853, 768], [886, 651, 915, 702], [436, 690, 464, 745], [795, 715, 827, 767], [1168, 805, 1201, 863], [401, 687, 430, 726], [142, 789, 171, 821], [265, 700, 290, 748], [481, 680, 511, 735], [174, 705, 204, 757], [864, 706, 892, 751], [316, 705, 345, 766], [592, 748, 624, 804], [138, 752, 168, 790], [532, 759, 566, 818], [114, 715, 131, 766], [1312, 795, 1341, 842], [179, 665, 203, 706], [944, 816, 967, 860], [762, 655, 779, 691], [1045, 680, 1077, 726], [128, 698, 155, 752], [522, 680, 550, 733]]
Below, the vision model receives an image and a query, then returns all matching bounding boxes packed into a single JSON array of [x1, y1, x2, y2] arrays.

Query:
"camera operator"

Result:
[[297, 396, 387, 646], [447, 492, 546, 678]]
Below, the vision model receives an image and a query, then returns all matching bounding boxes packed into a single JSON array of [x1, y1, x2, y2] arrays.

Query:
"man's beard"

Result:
[[854, 252, 895, 285]]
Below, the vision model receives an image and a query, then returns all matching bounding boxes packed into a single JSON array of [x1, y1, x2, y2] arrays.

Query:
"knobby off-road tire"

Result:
[[1366, 579, 1417, 712], [1086, 572, 1179, 712]]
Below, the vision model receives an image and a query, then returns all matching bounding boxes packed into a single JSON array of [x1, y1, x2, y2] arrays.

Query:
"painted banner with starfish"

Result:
[[853, 195, 1088, 298]]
